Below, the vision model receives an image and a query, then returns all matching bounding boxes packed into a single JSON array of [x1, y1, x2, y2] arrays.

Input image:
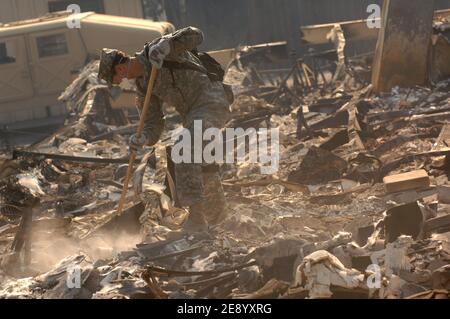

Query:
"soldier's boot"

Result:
[[174, 162, 207, 233], [182, 170, 227, 232], [201, 170, 228, 226], [183, 202, 209, 233]]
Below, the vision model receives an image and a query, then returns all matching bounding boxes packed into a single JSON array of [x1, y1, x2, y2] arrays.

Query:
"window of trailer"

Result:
[[36, 33, 69, 58], [0, 41, 16, 65], [48, 0, 105, 14]]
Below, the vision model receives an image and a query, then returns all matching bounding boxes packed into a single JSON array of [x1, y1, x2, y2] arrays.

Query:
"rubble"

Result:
[[294, 250, 367, 299]]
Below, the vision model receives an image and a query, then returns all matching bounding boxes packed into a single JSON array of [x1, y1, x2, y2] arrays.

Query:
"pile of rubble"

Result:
[[1, 43, 450, 299]]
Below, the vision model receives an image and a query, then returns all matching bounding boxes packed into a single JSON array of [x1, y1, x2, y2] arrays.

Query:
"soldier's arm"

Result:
[[136, 94, 165, 146], [168, 27, 204, 57]]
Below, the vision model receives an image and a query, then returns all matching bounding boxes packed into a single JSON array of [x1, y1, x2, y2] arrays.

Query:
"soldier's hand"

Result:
[[135, 96, 144, 109], [129, 133, 148, 153], [148, 38, 171, 69]]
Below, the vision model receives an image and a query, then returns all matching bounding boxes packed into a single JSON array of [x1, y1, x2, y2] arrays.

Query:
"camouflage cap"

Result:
[[98, 48, 119, 85]]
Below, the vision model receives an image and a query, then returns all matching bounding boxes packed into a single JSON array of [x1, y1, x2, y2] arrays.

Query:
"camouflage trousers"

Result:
[[173, 105, 230, 225]]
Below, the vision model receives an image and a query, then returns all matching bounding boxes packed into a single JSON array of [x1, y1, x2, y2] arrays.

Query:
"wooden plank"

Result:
[[383, 169, 430, 194]]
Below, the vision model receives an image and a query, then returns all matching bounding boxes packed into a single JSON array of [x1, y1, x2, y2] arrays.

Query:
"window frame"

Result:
[[35, 32, 70, 59], [0, 40, 18, 66]]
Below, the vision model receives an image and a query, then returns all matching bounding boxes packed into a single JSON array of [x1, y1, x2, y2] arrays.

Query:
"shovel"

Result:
[[116, 67, 159, 216]]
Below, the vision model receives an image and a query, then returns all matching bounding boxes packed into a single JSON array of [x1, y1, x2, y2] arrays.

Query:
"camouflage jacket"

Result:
[[134, 27, 230, 146]]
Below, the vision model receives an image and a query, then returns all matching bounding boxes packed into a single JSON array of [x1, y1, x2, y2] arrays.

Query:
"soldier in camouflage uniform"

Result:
[[98, 27, 231, 231]]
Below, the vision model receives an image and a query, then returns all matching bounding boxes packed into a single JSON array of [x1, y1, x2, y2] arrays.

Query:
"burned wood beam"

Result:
[[320, 129, 349, 151], [309, 110, 349, 131], [96, 179, 125, 190], [309, 96, 352, 115], [12, 150, 150, 165], [411, 111, 450, 123], [143, 245, 203, 262], [373, 134, 436, 157], [424, 214, 450, 233], [381, 150, 450, 177], [146, 260, 257, 277], [88, 124, 138, 142], [368, 106, 450, 124], [367, 110, 410, 123]]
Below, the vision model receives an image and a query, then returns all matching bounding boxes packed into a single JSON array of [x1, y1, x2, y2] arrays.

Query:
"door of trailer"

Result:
[[0, 36, 34, 104], [27, 29, 86, 96]]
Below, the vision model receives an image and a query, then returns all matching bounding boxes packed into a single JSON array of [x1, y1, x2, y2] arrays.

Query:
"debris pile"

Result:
[[1, 26, 450, 300]]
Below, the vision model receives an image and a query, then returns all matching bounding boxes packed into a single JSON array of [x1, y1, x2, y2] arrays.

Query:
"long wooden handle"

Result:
[[116, 67, 159, 216]]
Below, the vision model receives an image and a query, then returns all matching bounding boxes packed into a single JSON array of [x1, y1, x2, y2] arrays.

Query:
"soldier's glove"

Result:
[[129, 132, 148, 153], [148, 38, 171, 69]]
